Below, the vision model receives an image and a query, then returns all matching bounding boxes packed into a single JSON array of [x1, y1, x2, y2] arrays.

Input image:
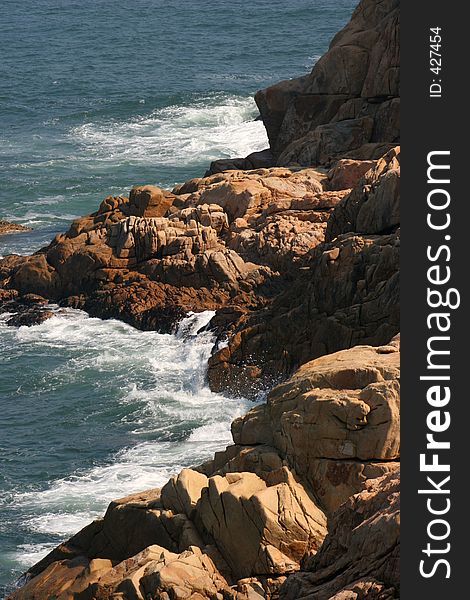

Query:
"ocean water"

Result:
[[0, 0, 356, 592]]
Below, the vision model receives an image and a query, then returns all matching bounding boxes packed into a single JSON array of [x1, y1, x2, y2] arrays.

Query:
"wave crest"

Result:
[[71, 94, 268, 166]]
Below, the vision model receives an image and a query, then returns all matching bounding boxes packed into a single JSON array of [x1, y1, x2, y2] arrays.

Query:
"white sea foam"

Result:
[[304, 54, 322, 69], [15, 210, 79, 228], [71, 94, 268, 166], [9, 309, 250, 569], [10, 543, 59, 569]]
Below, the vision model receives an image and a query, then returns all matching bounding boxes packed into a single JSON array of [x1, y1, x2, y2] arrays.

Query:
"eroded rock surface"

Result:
[[230, 339, 400, 513], [0, 167, 347, 332], [0, 289, 54, 327], [255, 0, 399, 165], [207, 148, 399, 397], [326, 147, 400, 239], [279, 470, 400, 600]]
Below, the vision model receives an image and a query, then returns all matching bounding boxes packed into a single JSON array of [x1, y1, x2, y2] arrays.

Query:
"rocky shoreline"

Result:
[[0, 220, 31, 236], [2, 0, 400, 598], [7, 341, 400, 600]]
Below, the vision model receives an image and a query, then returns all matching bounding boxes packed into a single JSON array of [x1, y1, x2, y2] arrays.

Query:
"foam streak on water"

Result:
[[71, 94, 268, 166], [0, 93, 267, 258], [0, 310, 250, 584]]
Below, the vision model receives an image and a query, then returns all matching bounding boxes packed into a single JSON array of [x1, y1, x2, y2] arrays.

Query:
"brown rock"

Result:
[[207, 146, 400, 396], [171, 168, 346, 273], [231, 340, 400, 513], [9, 545, 234, 600], [208, 232, 400, 396], [255, 0, 399, 164], [0, 220, 32, 236], [327, 159, 376, 191], [0, 289, 52, 326], [7, 254, 60, 298], [326, 147, 400, 240], [1, 193, 275, 331], [197, 468, 327, 579], [0, 166, 348, 332], [277, 117, 375, 167], [161, 469, 209, 518], [127, 185, 175, 217], [279, 470, 400, 599], [8, 556, 91, 600], [198, 444, 284, 482]]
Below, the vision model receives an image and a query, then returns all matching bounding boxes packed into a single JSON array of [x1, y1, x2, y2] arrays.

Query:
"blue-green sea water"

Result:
[[0, 0, 356, 593]]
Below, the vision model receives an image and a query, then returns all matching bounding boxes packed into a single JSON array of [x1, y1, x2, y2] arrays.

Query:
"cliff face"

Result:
[[208, 148, 400, 397], [3, 1, 401, 598], [255, 0, 399, 166]]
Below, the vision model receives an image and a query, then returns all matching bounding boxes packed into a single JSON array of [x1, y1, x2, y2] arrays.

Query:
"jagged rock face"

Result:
[[326, 158, 376, 192], [194, 469, 327, 579], [0, 167, 350, 330], [11, 545, 235, 600], [0, 153, 399, 379], [279, 470, 400, 600], [208, 230, 399, 397], [0, 289, 53, 326], [230, 339, 400, 513], [255, 0, 399, 165], [161, 467, 328, 580], [208, 150, 400, 397], [327, 147, 400, 239], [174, 167, 350, 272], [127, 185, 176, 218]]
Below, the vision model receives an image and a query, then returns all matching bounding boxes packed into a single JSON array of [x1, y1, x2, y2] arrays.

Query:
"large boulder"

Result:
[[231, 339, 400, 513], [196, 469, 327, 579]]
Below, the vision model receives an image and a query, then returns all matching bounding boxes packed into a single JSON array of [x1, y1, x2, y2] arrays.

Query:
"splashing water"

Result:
[[0, 309, 251, 586]]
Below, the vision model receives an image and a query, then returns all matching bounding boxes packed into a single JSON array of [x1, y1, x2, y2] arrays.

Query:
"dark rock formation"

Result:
[[205, 149, 275, 176], [255, 0, 399, 166], [0, 290, 54, 327]]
